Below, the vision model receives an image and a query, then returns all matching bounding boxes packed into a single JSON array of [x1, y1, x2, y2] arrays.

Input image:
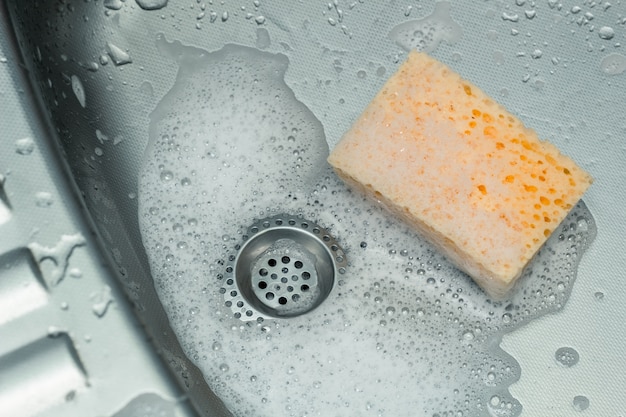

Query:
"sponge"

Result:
[[328, 51, 592, 298]]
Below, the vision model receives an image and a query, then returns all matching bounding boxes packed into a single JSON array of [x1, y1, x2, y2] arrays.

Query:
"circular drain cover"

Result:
[[222, 214, 347, 321]]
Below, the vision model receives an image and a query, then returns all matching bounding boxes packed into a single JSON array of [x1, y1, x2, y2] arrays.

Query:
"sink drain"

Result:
[[221, 214, 347, 321]]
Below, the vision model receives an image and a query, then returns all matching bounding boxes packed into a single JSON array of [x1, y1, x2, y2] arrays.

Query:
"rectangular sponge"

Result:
[[328, 51, 592, 299]]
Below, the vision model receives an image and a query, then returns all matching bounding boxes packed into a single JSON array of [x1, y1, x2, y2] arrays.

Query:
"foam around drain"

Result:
[[138, 38, 596, 417]]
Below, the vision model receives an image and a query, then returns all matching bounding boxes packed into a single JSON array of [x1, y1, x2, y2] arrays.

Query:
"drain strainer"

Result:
[[221, 214, 347, 321]]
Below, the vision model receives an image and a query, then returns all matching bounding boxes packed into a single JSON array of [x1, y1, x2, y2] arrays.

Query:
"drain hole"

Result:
[[225, 214, 348, 321]]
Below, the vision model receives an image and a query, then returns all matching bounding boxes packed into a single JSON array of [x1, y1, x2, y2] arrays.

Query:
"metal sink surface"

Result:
[[0, 1, 625, 417]]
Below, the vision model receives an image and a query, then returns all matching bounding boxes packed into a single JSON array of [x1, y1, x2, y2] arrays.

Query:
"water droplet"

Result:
[[462, 330, 475, 341], [15, 137, 35, 155], [47, 326, 65, 338], [91, 285, 114, 317], [104, 0, 123, 10], [531, 49, 543, 59], [160, 170, 174, 182], [386, 306, 396, 315], [572, 395, 589, 411], [106, 42, 132, 66], [71, 75, 86, 108], [600, 53, 626, 75], [135, 0, 168, 11], [594, 291, 604, 300], [255, 15, 265, 25], [69, 268, 82, 279], [502, 12, 519, 22], [525, 10, 536, 19], [555, 347, 579, 367], [221, 11, 229, 22], [35, 192, 53, 208], [28, 234, 86, 287], [598, 26, 615, 40], [219, 363, 229, 372], [212, 341, 222, 351], [180, 177, 191, 186]]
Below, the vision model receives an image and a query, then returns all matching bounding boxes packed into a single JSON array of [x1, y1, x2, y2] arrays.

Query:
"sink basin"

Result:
[[1, 1, 624, 416]]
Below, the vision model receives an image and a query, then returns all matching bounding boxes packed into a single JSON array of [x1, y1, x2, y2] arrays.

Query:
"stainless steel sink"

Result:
[[1, 1, 625, 417]]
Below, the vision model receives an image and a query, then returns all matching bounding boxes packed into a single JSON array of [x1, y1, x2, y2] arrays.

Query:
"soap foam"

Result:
[[138, 38, 595, 417]]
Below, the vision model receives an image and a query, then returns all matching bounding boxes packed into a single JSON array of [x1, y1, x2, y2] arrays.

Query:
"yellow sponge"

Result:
[[328, 51, 592, 298]]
